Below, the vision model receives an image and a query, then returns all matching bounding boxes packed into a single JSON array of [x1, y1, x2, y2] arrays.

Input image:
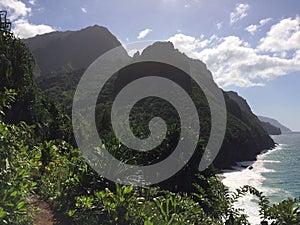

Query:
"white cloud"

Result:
[[168, 33, 210, 57], [259, 17, 272, 26], [29, 0, 36, 5], [258, 16, 300, 52], [12, 19, 54, 39], [230, 3, 250, 25], [0, 0, 55, 38], [196, 36, 300, 87], [168, 17, 300, 87], [216, 22, 223, 30], [137, 28, 153, 39], [245, 24, 258, 35], [245, 17, 271, 35], [0, 0, 31, 20], [81, 7, 87, 13]]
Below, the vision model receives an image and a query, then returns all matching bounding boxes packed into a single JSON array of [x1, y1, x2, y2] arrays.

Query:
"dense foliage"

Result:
[[34, 40, 276, 170], [0, 12, 299, 224]]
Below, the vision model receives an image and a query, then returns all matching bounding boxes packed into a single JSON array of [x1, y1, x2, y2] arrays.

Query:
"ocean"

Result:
[[222, 133, 300, 224]]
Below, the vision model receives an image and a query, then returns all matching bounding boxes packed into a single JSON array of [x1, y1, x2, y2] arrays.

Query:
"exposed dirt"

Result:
[[30, 195, 54, 225], [30, 195, 70, 225]]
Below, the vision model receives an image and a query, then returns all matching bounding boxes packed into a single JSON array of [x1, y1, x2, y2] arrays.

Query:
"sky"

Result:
[[1, 0, 300, 131]]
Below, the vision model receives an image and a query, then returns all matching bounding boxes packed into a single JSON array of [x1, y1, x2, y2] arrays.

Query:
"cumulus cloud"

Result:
[[137, 28, 153, 39], [81, 7, 87, 13], [13, 18, 55, 39], [196, 36, 300, 87], [167, 33, 211, 57], [0, 0, 55, 38], [230, 3, 250, 25], [258, 16, 300, 52], [168, 17, 300, 87], [0, 0, 31, 20], [245, 17, 272, 35]]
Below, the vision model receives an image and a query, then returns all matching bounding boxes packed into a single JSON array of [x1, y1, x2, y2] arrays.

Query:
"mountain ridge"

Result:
[[24, 25, 275, 171], [258, 115, 292, 133], [23, 25, 124, 76]]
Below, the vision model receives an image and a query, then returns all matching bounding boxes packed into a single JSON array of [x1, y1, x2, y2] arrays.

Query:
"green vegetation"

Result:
[[0, 11, 299, 224]]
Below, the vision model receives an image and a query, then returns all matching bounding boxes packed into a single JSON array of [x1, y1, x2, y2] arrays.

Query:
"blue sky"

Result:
[[1, 0, 300, 130]]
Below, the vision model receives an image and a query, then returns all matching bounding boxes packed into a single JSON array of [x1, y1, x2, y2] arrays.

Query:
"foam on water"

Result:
[[222, 144, 287, 225]]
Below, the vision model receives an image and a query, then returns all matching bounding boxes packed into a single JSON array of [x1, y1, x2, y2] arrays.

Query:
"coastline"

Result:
[[219, 142, 288, 225], [216, 142, 279, 176], [219, 142, 281, 184]]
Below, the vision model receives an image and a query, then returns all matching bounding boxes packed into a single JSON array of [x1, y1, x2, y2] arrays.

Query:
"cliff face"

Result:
[[214, 91, 275, 168], [116, 43, 276, 169], [260, 121, 282, 135], [24, 27, 275, 172], [258, 116, 292, 133]]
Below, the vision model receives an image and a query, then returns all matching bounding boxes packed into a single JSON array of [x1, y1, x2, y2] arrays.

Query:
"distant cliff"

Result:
[[258, 116, 292, 133], [260, 121, 281, 135], [24, 27, 275, 172]]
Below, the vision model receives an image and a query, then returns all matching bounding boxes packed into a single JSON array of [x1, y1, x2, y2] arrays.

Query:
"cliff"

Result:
[[24, 27, 275, 172], [260, 121, 282, 135], [258, 115, 292, 133], [216, 91, 275, 168]]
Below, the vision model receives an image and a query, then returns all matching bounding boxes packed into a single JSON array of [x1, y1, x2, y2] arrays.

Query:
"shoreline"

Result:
[[216, 143, 280, 176], [218, 142, 288, 225], [217, 142, 280, 176]]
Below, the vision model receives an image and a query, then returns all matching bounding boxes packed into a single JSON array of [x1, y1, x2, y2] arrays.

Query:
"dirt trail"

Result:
[[31, 196, 54, 225], [30, 196, 69, 225]]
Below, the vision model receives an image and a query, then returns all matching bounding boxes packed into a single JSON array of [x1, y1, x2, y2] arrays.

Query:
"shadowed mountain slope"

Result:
[[24, 27, 275, 172]]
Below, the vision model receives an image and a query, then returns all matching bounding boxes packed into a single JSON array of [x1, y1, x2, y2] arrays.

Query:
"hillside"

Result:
[[1, 17, 298, 225], [23, 25, 124, 76], [24, 26, 275, 171]]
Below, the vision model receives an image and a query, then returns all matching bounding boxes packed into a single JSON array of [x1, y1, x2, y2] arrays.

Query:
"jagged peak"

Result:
[[77, 24, 112, 34], [140, 41, 180, 57]]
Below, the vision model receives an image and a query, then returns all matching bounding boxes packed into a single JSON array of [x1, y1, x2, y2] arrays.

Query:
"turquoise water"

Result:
[[262, 133, 300, 202], [222, 133, 300, 224]]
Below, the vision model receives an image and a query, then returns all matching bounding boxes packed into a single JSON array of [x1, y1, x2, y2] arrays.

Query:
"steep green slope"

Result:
[[26, 29, 275, 171], [23, 25, 123, 76], [1, 13, 299, 225], [0, 25, 72, 142]]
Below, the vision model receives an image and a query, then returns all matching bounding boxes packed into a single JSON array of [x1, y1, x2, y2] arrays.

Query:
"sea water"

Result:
[[222, 133, 300, 224]]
